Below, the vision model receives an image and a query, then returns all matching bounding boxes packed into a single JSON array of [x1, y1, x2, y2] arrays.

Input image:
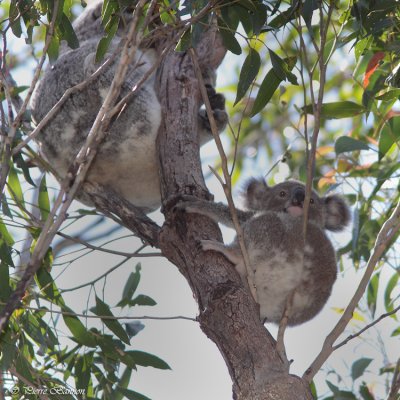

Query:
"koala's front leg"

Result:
[[175, 197, 253, 228], [201, 240, 242, 265], [198, 85, 228, 145]]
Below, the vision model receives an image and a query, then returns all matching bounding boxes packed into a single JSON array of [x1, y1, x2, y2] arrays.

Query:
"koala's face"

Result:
[[244, 179, 350, 231]]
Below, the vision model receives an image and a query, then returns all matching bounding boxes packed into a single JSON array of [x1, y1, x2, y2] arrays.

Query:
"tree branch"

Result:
[[388, 358, 400, 400], [84, 182, 160, 247]]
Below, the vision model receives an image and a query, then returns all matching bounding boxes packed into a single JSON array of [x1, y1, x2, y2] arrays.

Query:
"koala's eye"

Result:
[[310, 198, 314, 204], [279, 191, 287, 198]]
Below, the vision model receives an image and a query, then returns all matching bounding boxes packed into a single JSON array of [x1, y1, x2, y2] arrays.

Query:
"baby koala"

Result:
[[179, 179, 350, 325], [31, 0, 227, 212]]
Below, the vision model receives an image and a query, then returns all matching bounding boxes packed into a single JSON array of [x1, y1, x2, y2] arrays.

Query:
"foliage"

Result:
[[0, 0, 399, 399]]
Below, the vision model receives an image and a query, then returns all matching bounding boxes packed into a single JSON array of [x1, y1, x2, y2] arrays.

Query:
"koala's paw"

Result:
[[206, 84, 226, 110], [198, 109, 228, 134], [173, 195, 202, 213], [200, 239, 220, 252], [198, 84, 228, 139]]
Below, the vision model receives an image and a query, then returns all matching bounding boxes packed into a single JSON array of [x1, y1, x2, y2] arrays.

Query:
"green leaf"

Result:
[[175, 29, 192, 52], [309, 380, 318, 398], [0, 262, 11, 301], [95, 15, 118, 62], [13, 152, 35, 186], [115, 368, 133, 400], [125, 321, 145, 338], [129, 294, 157, 307], [0, 243, 14, 269], [0, 330, 17, 370], [268, 6, 297, 29], [334, 391, 358, 399], [250, 56, 296, 116], [301, 0, 317, 37], [391, 327, 400, 336], [47, 34, 60, 64], [269, 49, 298, 84], [384, 272, 399, 315], [9, 1, 22, 37], [335, 137, 370, 155], [16, 352, 34, 383], [35, 265, 65, 307], [375, 88, 400, 101], [326, 380, 339, 394], [60, 13, 79, 49], [367, 273, 379, 318], [7, 164, 25, 208], [127, 350, 171, 370], [378, 117, 400, 160], [0, 86, 29, 102], [303, 101, 367, 119], [218, 18, 242, 55], [117, 264, 141, 307], [0, 217, 15, 246], [351, 358, 373, 381], [359, 383, 374, 400], [92, 296, 130, 344], [75, 352, 93, 393], [1, 196, 12, 219], [38, 175, 50, 221], [62, 306, 97, 347], [234, 48, 261, 105], [116, 388, 151, 400]]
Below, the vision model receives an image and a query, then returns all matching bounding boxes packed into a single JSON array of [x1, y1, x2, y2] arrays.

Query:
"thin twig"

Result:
[[302, 1, 335, 237], [2, 303, 196, 322], [276, 289, 296, 367], [189, 48, 258, 304], [0, 1, 59, 202], [333, 304, 400, 350], [56, 231, 161, 258]]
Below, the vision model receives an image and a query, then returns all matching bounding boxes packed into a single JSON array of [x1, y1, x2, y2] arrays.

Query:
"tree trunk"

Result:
[[155, 27, 313, 400]]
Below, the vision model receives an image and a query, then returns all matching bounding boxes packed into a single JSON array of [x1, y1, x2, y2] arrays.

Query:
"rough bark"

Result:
[[154, 27, 313, 400]]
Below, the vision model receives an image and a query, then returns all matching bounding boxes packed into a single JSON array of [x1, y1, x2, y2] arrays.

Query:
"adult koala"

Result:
[[31, 1, 227, 212]]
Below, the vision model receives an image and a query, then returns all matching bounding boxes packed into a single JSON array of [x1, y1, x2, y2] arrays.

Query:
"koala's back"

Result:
[[238, 212, 337, 325], [31, 6, 162, 211]]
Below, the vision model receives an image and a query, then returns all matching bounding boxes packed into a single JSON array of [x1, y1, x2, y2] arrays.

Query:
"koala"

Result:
[[178, 179, 350, 325], [31, 0, 227, 212]]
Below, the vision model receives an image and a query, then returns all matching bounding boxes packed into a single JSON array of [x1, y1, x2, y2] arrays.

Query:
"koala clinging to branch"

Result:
[[31, 1, 227, 212], [178, 179, 350, 325]]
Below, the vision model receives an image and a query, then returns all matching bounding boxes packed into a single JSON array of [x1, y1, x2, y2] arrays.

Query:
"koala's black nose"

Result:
[[292, 188, 305, 206]]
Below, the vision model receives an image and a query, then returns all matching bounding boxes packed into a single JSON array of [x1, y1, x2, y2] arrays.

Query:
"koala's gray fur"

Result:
[[178, 179, 350, 325], [31, 0, 227, 212]]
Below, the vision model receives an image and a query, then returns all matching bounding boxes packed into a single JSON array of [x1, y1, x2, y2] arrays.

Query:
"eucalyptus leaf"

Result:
[[335, 137, 370, 155], [351, 358, 373, 381], [234, 48, 261, 105], [303, 101, 366, 119]]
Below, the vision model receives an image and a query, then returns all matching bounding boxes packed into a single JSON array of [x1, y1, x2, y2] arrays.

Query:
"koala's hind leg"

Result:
[[201, 240, 242, 265]]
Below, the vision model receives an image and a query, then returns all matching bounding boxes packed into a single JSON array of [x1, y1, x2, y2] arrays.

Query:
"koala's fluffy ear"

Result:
[[244, 178, 269, 210], [323, 195, 351, 231]]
